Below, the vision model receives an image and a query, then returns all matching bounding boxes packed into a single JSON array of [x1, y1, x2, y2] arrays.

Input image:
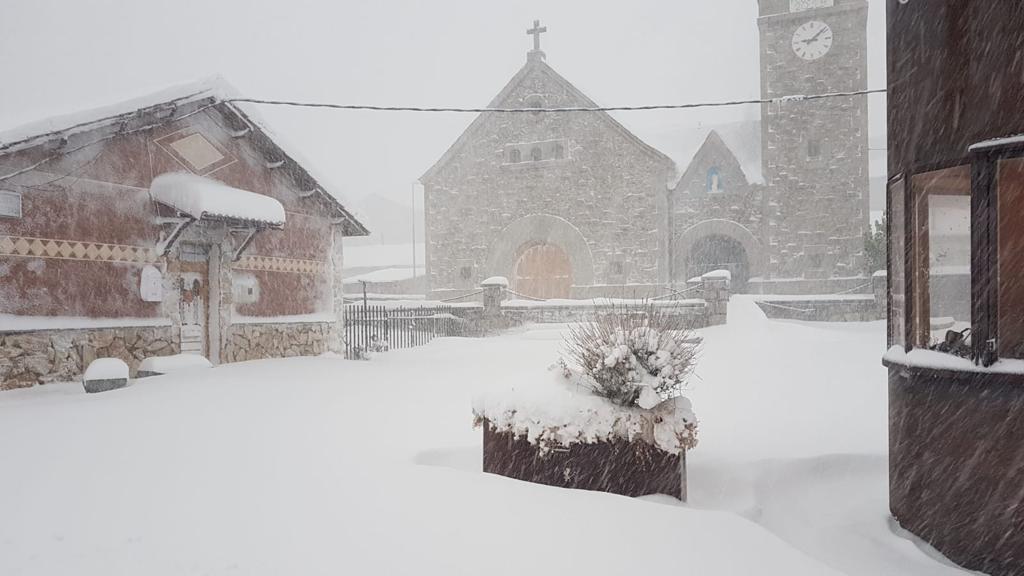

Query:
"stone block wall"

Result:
[[223, 322, 333, 363], [0, 326, 177, 390]]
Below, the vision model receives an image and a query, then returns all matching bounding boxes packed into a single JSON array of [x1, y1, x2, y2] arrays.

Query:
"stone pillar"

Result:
[[701, 271, 731, 327], [328, 226, 346, 354], [479, 276, 508, 334], [872, 271, 887, 321]]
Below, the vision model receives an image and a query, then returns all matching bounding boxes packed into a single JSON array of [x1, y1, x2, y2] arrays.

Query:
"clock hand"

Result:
[[808, 26, 828, 43]]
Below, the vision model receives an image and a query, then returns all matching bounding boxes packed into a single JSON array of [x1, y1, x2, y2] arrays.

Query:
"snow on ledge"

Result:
[[883, 346, 1024, 375], [968, 133, 1024, 152], [232, 312, 336, 325], [480, 276, 509, 288], [502, 298, 705, 309], [701, 269, 732, 281], [0, 314, 172, 333], [473, 368, 698, 455], [150, 173, 286, 226]]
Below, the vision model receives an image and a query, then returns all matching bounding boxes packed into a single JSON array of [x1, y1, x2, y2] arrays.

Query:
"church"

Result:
[[422, 0, 870, 299]]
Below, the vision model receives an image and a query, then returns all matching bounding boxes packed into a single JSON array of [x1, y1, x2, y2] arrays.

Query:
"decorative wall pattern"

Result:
[[234, 255, 327, 275], [0, 235, 157, 264]]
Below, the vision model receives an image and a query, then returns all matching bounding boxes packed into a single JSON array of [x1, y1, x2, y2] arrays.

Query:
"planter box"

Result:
[[482, 418, 686, 500]]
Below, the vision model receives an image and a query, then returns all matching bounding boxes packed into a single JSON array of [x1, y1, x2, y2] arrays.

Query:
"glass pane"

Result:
[[911, 166, 971, 351], [998, 157, 1024, 358], [927, 194, 971, 345], [889, 178, 905, 347]]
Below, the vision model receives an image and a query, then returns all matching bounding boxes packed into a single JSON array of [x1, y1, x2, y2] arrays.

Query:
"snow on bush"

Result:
[[561, 303, 700, 408], [473, 303, 701, 455]]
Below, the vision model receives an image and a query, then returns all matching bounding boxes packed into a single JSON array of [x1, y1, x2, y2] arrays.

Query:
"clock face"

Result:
[[792, 20, 833, 61]]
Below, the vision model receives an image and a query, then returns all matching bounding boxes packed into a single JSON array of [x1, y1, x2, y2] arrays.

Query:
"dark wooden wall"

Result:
[[888, 0, 1024, 176]]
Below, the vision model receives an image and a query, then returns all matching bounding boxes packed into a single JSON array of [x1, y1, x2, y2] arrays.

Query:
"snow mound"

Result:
[[138, 354, 213, 375], [480, 276, 509, 288], [82, 358, 129, 381], [150, 172, 286, 226], [472, 367, 697, 455]]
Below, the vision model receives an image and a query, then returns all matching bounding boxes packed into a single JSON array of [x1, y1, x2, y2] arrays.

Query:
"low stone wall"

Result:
[[502, 301, 708, 327], [223, 322, 333, 363], [0, 326, 177, 390], [755, 296, 880, 322]]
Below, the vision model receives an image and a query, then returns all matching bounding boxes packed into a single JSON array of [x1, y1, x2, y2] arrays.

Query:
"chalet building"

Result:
[[0, 78, 367, 389], [884, 1, 1024, 574]]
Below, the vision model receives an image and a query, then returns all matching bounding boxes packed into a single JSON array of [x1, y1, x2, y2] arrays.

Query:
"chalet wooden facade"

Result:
[[884, 1, 1024, 574], [0, 78, 367, 389]]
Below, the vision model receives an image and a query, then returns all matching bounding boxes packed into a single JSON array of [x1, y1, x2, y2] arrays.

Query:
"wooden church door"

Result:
[[513, 243, 573, 299]]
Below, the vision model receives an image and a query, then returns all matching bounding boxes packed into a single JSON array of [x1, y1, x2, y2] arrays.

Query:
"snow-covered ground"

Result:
[[0, 298, 974, 575]]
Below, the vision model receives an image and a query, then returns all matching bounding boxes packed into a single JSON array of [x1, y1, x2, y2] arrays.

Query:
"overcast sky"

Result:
[[0, 0, 886, 213]]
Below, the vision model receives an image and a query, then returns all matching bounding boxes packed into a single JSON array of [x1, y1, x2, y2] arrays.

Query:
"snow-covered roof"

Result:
[[150, 173, 286, 227], [0, 75, 368, 236]]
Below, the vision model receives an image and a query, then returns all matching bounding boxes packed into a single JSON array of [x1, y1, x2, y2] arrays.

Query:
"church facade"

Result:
[[423, 0, 869, 298]]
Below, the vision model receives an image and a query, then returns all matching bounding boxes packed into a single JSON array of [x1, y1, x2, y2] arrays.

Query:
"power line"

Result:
[[0, 87, 887, 184], [226, 88, 886, 114]]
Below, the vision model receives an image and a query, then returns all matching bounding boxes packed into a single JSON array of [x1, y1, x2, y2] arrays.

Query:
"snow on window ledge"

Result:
[[883, 345, 1024, 375], [231, 312, 337, 325]]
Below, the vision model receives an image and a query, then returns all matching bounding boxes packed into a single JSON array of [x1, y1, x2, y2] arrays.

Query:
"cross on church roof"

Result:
[[527, 19, 547, 53]]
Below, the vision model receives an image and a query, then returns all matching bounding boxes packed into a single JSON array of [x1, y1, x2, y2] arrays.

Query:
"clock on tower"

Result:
[[756, 0, 869, 281]]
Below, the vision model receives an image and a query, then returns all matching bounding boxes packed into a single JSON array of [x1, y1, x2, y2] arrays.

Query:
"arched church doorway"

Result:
[[513, 243, 573, 299], [688, 235, 749, 292]]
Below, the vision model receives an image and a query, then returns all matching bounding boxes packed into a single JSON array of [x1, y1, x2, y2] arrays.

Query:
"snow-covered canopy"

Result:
[[150, 173, 286, 227]]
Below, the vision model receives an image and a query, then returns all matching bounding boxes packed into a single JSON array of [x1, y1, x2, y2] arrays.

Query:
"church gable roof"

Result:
[[420, 56, 674, 182], [672, 130, 751, 192], [670, 121, 763, 187]]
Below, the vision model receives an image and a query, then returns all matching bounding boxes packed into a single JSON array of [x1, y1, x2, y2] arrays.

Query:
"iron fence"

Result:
[[344, 304, 462, 358]]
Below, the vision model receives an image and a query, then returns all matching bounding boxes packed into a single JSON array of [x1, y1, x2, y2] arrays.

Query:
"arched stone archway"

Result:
[[485, 214, 595, 293], [674, 219, 765, 292]]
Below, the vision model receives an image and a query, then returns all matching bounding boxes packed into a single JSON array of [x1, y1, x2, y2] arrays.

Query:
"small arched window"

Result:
[[552, 142, 565, 160], [531, 146, 543, 162], [509, 148, 521, 163], [707, 167, 724, 194]]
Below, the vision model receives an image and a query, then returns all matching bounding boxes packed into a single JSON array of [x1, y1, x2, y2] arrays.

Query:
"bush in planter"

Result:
[[473, 303, 700, 499], [562, 302, 700, 410]]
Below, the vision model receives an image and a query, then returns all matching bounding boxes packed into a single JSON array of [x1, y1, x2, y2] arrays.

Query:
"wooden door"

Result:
[[513, 244, 572, 299], [178, 260, 210, 356]]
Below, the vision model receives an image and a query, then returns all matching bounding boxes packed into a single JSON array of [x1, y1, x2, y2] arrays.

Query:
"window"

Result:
[[180, 243, 210, 263], [0, 190, 21, 218], [509, 148, 521, 163], [610, 261, 624, 276], [706, 167, 724, 194], [808, 139, 821, 158], [552, 142, 565, 160], [531, 147, 543, 162], [998, 157, 1024, 358], [911, 165, 971, 349], [889, 177, 906, 347], [459, 266, 473, 280]]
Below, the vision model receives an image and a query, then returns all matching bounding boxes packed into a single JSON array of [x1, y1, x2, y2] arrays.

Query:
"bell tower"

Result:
[[758, 0, 869, 280]]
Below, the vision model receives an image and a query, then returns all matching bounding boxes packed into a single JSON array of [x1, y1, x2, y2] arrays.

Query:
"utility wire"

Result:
[[0, 87, 886, 184], [225, 87, 885, 114]]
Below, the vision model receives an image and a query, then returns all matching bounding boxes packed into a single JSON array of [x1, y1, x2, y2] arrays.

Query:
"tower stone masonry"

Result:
[[758, 0, 870, 280]]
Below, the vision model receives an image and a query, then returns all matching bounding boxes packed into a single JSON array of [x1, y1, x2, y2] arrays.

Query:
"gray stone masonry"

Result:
[[223, 322, 333, 363], [0, 326, 178, 390]]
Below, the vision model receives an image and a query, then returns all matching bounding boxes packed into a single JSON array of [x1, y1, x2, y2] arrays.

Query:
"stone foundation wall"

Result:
[[223, 322, 333, 363], [0, 326, 177, 390]]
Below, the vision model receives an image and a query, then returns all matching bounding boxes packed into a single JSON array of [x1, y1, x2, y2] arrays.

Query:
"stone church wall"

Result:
[[423, 61, 674, 295]]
